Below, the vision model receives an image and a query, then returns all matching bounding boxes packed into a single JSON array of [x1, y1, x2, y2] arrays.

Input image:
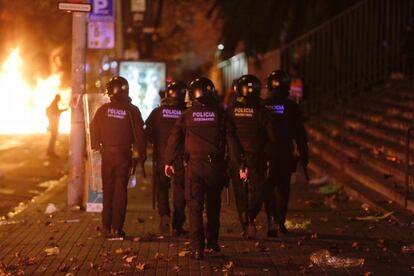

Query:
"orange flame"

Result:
[[0, 49, 71, 134]]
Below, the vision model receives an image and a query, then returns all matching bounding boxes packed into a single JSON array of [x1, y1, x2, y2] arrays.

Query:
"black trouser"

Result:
[[264, 162, 292, 225], [101, 147, 131, 231], [185, 158, 224, 251], [231, 152, 266, 223], [154, 156, 186, 230]]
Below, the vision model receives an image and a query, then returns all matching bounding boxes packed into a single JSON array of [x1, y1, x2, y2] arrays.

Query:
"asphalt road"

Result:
[[0, 134, 68, 218]]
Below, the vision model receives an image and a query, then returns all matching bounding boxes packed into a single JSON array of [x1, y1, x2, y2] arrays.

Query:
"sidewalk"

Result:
[[0, 167, 413, 275]]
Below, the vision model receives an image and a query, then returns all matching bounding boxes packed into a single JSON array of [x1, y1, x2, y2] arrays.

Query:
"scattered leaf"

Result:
[[136, 262, 146, 271], [44, 246, 60, 256], [178, 250, 190, 257], [223, 261, 234, 272], [58, 263, 69, 272], [320, 217, 328, 222], [154, 252, 164, 260], [125, 256, 136, 263], [133, 237, 141, 242], [173, 265, 180, 272]]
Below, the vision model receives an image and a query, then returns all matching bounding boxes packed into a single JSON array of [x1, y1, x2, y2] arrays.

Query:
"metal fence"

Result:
[[281, 0, 414, 114]]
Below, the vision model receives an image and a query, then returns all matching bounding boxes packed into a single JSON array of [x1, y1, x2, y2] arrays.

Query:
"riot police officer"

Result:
[[90, 76, 146, 239], [165, 77, 247, 260], [263, 70, 308, 237], [145, 81, 187, 236], [227, 74, 275, 238]]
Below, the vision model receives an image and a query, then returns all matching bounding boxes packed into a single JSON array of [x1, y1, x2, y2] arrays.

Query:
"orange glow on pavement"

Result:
[[0, 49, 71, 134]]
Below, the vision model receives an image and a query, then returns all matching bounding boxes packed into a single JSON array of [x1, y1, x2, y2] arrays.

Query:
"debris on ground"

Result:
[[354, 212, 393, 221], [309, 175, 329, 185], [285, 218, 311, 230], [45, 203, 59, 214], [310, 249, 364, 268], [0, 219, 24, 226], [319, 183, 341, 195], [44, 246, 60, 256], [361, 203, 370, 211], [401, 244, 414, 253]]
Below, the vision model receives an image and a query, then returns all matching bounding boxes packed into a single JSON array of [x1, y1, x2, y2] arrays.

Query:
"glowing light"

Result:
[[217, 44, 224, 50], [0, 48, 71, 134]]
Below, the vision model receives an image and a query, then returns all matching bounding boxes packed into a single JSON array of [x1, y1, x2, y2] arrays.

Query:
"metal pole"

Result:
[[68, 11, 87, 207], [115, 0, 123, 59]]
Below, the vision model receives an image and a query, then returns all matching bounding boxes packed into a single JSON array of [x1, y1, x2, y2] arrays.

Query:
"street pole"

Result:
[[115, 0, 123, 59], [68, 11, 87, 208]]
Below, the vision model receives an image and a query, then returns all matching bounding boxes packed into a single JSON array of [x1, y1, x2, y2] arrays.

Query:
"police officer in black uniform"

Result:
[[165, 77, 247, 260], [90, 76, 146, 238], [227, 74, 275, 238], [145, 81, 187, 236], [263, 70, 309, 237]]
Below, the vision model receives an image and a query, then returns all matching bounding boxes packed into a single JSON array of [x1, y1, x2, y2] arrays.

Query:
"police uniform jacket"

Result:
[[227, 98, 276, 153], [262, 96, 308, 169], [165, 98, 243, 166], [145, 98, 186, 159], [90, 97, 146, 155]]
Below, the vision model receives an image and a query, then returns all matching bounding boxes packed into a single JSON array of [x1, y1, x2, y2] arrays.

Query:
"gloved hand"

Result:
[[165, 165, 175, 177], [301, 154, 309, 167], [239, 167, 248, 181]]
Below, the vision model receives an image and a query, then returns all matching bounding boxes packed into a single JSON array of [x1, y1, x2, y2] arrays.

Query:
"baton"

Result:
[[226, 187, 230, 206], [244, 179, 249, 228], [141, 161, 146, 178], [302, 163, 310, 182]]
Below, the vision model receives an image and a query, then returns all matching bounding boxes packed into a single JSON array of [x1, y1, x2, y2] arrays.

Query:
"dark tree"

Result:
[[209, 0, 359, 59]]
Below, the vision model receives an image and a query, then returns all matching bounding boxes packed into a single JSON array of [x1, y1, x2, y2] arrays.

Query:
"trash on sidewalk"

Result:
[[401, 244, 414, 253], [44, 246, 60, 256], [319, 183, 341, 195], [361, 203, 370, 211], [178, 250, 190, 257], [59, 219, 80, 223], [136, 262, 147, 271], [354, 211, 393, 221], [45, 203, 59, 214], [7, 202, 28, 218], [309, 175, 329, 185], [0, 219, 24, 226], [285, 218, 311, 230], [310, 249, 364, 268], [108, 237, 124, 241]]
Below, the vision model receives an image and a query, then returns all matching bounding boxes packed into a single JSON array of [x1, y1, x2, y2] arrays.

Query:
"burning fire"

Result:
[[0, 49, 71, 134]]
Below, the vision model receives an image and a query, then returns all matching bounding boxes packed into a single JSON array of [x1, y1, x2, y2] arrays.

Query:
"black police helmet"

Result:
[[267, 70, 291, 98], [188, 77, 216, 101], [237, 74, 261, 98], [106, 76, 129, 101], [166, 80, 187, 104]]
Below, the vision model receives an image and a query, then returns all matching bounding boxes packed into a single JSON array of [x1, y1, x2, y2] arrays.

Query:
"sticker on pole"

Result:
[[58, 2, 92, 13]]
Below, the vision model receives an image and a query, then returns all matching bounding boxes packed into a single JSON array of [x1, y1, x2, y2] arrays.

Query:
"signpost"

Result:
[[58, 1, 91, 208], [58, 2, 92, 12], [89, 0, 114, 22]]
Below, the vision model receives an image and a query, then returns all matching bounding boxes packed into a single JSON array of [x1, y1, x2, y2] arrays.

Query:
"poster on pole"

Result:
[[119, 61, 166, 121], [88, 21, 115, 49], [83, 93, 109, 212]]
